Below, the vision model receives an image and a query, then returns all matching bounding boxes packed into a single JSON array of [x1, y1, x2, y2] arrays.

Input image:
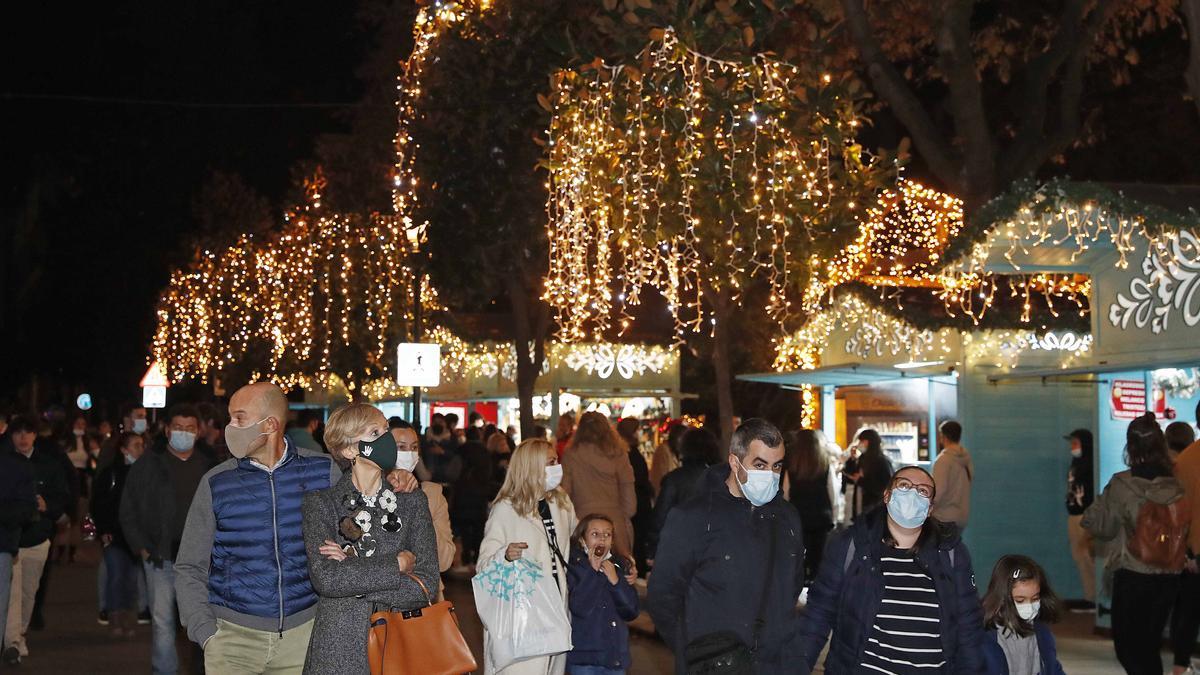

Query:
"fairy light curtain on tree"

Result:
[[153, 172, 435, 394], [544, 27, 880, 342]]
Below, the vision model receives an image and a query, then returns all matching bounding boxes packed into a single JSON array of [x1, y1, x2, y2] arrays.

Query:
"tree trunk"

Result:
[[507, 276, 549, 439], [707, 287, 736, 453], [1185, 0, 1200, 119]]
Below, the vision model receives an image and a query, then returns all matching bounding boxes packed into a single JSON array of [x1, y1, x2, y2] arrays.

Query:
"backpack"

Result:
[[1127, 497, 1192, 571]]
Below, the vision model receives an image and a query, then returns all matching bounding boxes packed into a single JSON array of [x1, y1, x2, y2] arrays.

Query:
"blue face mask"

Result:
[[886, 487, 931, 529], [736, 459, 781, 507]]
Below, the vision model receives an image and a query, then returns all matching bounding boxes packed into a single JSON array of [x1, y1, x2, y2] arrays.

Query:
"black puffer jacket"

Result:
[[0, 451, 37, 554], [647, 464, 805, 674]]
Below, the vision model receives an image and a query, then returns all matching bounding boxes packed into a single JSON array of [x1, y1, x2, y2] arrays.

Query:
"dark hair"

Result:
[[939, 420, 963, 444], [787, 429, 829, 482], [1066, 428, 1093, 461], [730, 418, 784, 460], [1125, 413, 1171, 471], [889, 465, 936, 500], [857, 428, 883, 456], [388, 416, 413, 431], [1165, 421, 1195, 453], [167, 403, 200, 425], [195, 401, 226, 427], [8, 415, 37, 435], [117, 431, 141, 451], [666, 423, 689, 459], [120, 403, 147, 420], [616, 418, 640, 446], [571, 513, 616, 557], [465, 426, 483, 442], [679, 427, 720, 465], [444, 413, 459, 428], [982, 555, 1061, 636]]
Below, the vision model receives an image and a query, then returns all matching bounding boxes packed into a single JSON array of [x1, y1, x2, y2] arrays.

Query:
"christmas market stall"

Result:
[[739, 180, 1200, 609]]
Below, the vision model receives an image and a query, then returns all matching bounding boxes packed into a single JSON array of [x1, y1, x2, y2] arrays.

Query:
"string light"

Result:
[[153, 171, 435, 393], [543, 27, 877, 343]]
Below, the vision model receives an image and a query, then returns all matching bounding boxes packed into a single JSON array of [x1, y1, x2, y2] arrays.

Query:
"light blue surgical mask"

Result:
[[886, 487, 931, 529], [736, 459, 780, 507], [131, 418, 148, 435], [169, 430, 197, 453]]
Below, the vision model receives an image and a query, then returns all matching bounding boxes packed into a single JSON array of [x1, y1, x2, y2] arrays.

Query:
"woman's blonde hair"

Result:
[[566, 411, 625, 458], [493, 438, 566, 517], [322, 403, 385, 465]]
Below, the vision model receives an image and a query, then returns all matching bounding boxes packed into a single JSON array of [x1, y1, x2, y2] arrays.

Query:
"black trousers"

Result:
[[802, 527, 830, 584], [1171, 567, 1200, 668], [1111, 569, 1179, 675]]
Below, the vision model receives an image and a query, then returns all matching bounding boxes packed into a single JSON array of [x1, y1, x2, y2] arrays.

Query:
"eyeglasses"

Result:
[[892, 477, 934, 499]]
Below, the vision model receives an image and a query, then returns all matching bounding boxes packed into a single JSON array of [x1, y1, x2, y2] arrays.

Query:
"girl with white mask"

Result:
[[980, 555, 1066, 675], [478, 438, 577, 675]]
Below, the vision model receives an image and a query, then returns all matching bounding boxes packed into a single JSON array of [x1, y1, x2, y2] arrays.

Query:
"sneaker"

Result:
[[98, 611, 110, 626], [137, 610, 151, 625], [2, 645, 19, 665]]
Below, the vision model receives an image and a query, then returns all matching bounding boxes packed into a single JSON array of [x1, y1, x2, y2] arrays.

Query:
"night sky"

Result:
[[2, 2, 391, 414]]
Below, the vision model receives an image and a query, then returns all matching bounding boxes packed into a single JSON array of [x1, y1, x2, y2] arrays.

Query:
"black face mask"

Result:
[[357, 430, 399, 472]]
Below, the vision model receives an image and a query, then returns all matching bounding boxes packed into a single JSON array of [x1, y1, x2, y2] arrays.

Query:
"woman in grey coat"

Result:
[[301, 403, 439, 674]]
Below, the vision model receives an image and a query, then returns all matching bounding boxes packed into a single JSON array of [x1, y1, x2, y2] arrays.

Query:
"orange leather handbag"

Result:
[[367, 574, 477, 675]]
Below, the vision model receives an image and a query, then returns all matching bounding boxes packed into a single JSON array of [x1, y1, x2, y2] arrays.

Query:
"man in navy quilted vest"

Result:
[[175, 382, 418, 673]]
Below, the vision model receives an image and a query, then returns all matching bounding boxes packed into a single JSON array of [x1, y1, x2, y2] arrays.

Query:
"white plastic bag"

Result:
[[472, 557, 572, 670]]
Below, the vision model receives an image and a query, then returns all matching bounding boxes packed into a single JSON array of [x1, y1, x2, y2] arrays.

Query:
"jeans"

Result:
[[104, 547, 136, 611], [1171, 566, 1200, 668], [98, 553, 108, 612], [144, 560, 179, 674], [0, 553, 11, 651], [1111, 569, 1177, 675]]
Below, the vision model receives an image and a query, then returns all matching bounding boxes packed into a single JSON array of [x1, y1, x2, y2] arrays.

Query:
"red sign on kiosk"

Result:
[[1110, 379, 1146, 420]]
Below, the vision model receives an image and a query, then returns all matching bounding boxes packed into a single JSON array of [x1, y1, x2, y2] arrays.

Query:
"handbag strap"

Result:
[[405, 572, 434, 607], [751, 517, 777, 652]]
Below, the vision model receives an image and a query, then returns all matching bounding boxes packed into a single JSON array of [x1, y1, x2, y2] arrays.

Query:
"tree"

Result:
[[543, 2, 888, 443], [397, 0, 585, 436], [153, 171, 425, 399], [827, 0, 1183, 210]]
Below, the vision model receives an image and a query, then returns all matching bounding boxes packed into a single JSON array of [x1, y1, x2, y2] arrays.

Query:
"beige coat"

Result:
[[422, 482, 456, 572], [477, 495, 577, 675], [561, 443, 636, 558]]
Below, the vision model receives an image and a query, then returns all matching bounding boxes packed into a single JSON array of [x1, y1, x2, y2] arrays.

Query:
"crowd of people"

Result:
[[0, 390, 1197, 674]]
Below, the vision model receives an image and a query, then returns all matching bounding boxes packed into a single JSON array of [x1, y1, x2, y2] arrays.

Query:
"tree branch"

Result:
[[998, 0, 1120, 184], [838, 0, 962, 192], [935, 0, 995, 204], [1183, 0, 1200, 120]]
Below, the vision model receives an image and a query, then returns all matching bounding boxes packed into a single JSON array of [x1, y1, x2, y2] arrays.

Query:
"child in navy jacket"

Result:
[[567, 513, 639, 674], [980, 555, 1066, 675]]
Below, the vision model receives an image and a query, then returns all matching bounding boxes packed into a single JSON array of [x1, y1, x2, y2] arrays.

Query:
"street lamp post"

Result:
[[407, 222, 425, 428]]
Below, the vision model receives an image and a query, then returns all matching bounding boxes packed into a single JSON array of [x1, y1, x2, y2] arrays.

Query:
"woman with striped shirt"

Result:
[[797, 466, 986, 673]]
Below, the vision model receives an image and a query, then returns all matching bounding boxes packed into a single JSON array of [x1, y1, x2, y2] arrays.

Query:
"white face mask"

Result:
[[544, 464, 564, 492], [736, 459, 781, 507], [169, 430, 197, 453], [1015, 600, 1040, 622], [395, 451, 420, 473]]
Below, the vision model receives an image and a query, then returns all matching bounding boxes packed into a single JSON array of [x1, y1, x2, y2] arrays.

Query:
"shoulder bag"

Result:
[[367, 573, 477, 675]]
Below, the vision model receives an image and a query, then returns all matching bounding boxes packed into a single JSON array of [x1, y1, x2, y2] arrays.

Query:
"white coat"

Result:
[[477, 494, 578, 675]]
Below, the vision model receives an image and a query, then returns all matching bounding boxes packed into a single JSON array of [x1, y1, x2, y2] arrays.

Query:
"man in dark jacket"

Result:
[[92, 431, 146, 635], [797, 466, 985, 673], [2, 416, 70, 665], [120, 403, 215, 674], [0, 434, 38, 664], [647, 419, 805, 674]]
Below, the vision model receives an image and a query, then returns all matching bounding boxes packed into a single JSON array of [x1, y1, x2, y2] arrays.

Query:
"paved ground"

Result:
[[10, 542, 1152, 673]]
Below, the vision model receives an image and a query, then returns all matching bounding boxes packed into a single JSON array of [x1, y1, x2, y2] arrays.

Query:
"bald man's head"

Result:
[[229, 382, 288, 429]]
